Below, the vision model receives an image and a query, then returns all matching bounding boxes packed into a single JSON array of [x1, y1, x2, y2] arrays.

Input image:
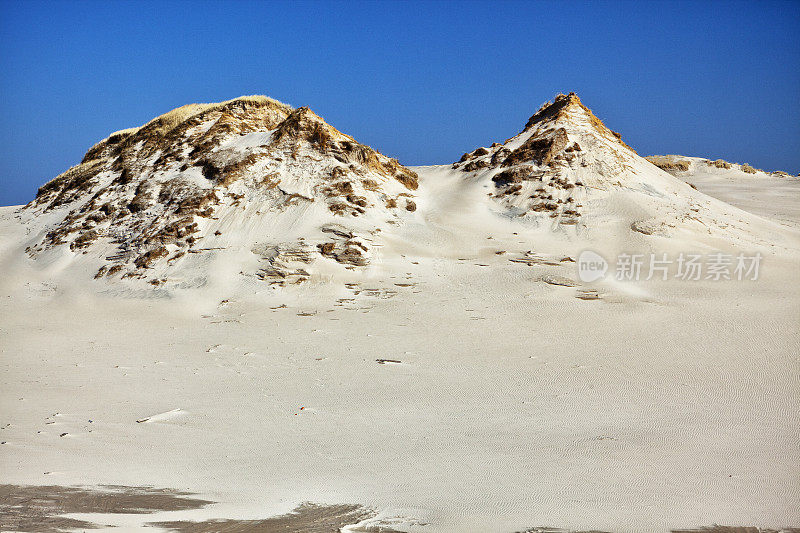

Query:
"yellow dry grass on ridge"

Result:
[[104, 95, 293, 143]]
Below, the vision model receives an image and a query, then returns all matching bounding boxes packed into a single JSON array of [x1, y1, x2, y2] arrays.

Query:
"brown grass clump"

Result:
[[463, 159, 490, 172], [146, 218, 198, 245], [707, 159, 732, 169], [458, 147, 490, 163], [333, 181, 354, 194], [393, 167, 419, 190], [127, 182, 153, 213], [198, 152, 269, 188], [134, 246, 169, 268], [492, 165, 539, 186], [405, 200, 417, 212], [328, 202, 349, 215], [272, 107, 336, 151], [741, 163, 757, 174], [646, 156, 690, 172], [174, 190, 219, 218], [346, 194, 367, 208], [33, 159, 106, 208], [503, 128, 569, 167], [317, 241, 368, 266], [361, 179, 380, 191], [70, 230, 99, 250], [83, 96, 292, 172]]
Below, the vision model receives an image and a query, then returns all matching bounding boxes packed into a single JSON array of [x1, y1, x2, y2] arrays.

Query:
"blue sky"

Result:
[[1, 0, 798, 205]]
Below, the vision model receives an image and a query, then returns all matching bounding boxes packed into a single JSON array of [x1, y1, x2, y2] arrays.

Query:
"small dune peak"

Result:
[[451, 92, 658, 224], [523, 92, 584, 131], [523, 92, 630, 150]]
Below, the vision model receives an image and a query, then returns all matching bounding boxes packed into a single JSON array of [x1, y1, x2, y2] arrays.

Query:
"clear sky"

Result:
[[1, 0, 798, 206]]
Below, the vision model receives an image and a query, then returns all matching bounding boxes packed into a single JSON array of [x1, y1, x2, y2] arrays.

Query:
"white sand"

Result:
[[2, 105, 799, 531]]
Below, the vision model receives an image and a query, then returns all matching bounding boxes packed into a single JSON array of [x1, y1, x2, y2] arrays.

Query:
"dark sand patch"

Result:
[[0, 484, 211, 533], [149, 502, 374, 532]]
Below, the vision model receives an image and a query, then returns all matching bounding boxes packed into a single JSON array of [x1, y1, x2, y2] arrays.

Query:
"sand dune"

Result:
[[1, 94, 798, 532]]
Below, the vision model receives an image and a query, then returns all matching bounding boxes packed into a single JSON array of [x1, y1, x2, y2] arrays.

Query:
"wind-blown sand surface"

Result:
[[670, 157, 800, 227], [1, 168, 799, 532]]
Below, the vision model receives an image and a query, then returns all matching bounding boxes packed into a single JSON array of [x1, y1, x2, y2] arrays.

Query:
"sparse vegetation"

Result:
[[707, 159, 732, 169], [503, 128, 569, 167], [741, 163, 757, 174], [134, 246, 169, 268], [646, 155, 691, 173]]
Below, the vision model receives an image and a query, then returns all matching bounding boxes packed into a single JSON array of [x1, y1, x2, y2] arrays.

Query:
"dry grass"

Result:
[[491, 165, 538, 186], [503, 128, 569, 167], [463, 159, 490, 172], [317, 241, 368, 266], [34, 159, 105, 207], [30, 93, 424, 273], [524, 92, 635, 152], [740, 163, 757, 174], [707, 159, 732, 169], [272, 107, 335, 149], [134, 246, 169, 268], [102, 95, 291, 146], [82, 96, 292, 168], [646, 155, 691, 172]]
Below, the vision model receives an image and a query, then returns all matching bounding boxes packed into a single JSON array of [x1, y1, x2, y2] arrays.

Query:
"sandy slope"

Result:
[[2, 169, 799, 532]]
